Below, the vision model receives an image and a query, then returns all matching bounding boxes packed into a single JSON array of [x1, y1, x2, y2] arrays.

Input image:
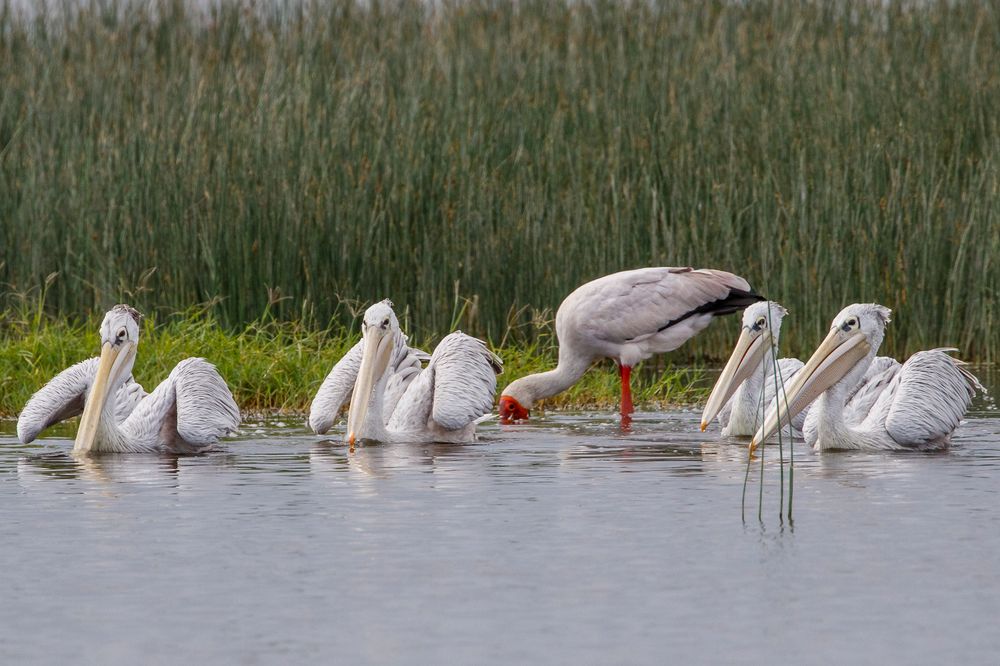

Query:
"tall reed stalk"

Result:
[[1, 0, 997, 361]]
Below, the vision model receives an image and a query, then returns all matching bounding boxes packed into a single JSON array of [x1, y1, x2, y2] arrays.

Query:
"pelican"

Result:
[[700, 301, 807, 437], [750, 304, 982, 452], [498, 267, 764, 423], [309, 302, 429, 436], [17, 304, 240, 454], [309, 300, 502, 444], [699, 302, 901, 437]]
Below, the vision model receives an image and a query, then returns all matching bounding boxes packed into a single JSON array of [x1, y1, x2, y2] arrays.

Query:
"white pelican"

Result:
[[17, 304, 240, 454], [308, 302, 428, 436], [309, 300, 502, 445], [699, 301, 901, 437], [699, 301, 807, 437], [498, 267, 764, 424], [750, 303, 982, 452]]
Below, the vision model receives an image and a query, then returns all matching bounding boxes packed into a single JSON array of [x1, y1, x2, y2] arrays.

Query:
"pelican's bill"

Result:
[[346, 326, 395, 446], [74, 341, 136, 453], [700, 327, 770, 431], [750, 329, 870, 452]]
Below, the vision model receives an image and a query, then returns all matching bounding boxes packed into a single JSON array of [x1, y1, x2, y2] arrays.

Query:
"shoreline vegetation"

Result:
[[0, 0, 998, 363], [0, 305, 707, 419]]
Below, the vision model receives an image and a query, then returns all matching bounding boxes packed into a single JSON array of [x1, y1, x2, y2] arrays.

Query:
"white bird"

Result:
[[751, 303, 982, 452], [309, 300, 502, 445], [700, 301, 807, 437], [308, 303, 429, 436], [498, 267, 764, 424], [700, 301, 900, 438], [17, 304, 240, 454]]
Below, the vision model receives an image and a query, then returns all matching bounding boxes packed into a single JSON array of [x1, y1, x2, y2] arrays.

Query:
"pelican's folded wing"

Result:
[[428, 332, 503, 431], [16, 358, 145, 444], [308, 340, 365, 434], [16, 358, 98, 443], [881, 350, 982, 448], [172, 358, 241, 447], [383, 343, 431, 421], [844, 356, 901, 424]]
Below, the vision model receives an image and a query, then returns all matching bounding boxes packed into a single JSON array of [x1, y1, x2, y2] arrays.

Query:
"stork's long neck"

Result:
[[518, 346, 594, 405]]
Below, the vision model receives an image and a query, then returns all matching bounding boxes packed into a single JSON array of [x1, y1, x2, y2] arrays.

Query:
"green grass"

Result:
[[0, 305, 705, 418], [1, 0, 998, 361]]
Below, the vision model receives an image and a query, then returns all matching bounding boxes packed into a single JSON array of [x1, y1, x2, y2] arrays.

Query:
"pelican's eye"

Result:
[[381, 318, 390, 329], [842, 317, 859, 331], [756, 317, 767, 329], [116, 328, 127, 343]]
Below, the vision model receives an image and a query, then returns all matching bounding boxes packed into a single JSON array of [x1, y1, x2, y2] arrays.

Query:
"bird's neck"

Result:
[[358, 373, 391, 441], [516, 348, 593, 406], [808, 354, 877, 450], [75, 376, 130, 454], [727, 351, 782, 433]]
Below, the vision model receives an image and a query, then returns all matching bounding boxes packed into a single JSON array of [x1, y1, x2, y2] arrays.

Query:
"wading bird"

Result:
[[498, 267, 764, 424], [17, 305, 240, 454], [310, 300, 502, 445], [750, 304, 982, 452], [699, 302, 901, 438]]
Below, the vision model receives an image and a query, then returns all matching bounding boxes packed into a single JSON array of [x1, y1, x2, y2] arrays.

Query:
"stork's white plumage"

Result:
[[499, 267, 764, 424], [751, 304, 982, 452], [17, 305, 240, 454], [311, 300, 502, 445]]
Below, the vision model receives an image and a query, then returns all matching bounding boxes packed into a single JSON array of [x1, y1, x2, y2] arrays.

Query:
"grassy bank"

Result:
[[1, 1, 998, 360], [0, 308, 705, 419]]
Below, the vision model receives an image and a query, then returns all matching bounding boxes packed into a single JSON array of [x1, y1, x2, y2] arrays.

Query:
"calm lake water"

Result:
[[1, 372, 998, 664]]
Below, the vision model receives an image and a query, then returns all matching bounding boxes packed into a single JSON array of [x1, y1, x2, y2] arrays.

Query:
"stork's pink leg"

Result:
[[619, 364, 634, 416]]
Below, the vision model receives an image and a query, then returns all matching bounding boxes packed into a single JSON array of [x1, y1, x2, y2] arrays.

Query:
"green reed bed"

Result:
[[0, 0, 997, 362], [0, 306, 705, 418]]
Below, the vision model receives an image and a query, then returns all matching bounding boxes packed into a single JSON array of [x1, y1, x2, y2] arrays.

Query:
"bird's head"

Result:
[[347, 300, 399, 446], [700, 301, 788, 431], [750, 303, 889, 452], [99, 304, 142, 348], [498, 393, 530, 424], [75, 304, 142, 454]]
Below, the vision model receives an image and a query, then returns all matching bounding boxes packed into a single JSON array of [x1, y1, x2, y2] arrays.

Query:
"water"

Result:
[[1, 379, 998, 664]]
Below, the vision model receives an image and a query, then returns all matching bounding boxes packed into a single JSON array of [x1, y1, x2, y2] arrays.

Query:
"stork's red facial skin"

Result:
[[499, 396, 530, 424]]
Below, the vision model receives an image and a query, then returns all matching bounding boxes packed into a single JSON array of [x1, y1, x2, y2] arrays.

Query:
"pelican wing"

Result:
[[17, 357, 146, 444], [876, 350, 981, 448], [122, 358, 239, 453], [308, 340, 364, 434], [844, 356, 901, 423], [389, 332, 501, 433], [429, 333, 503, 430], [308, 334, 430, 434], [383, 345, 431, 418], [562, 267, 760, 346], [172, 358, 241, 445]]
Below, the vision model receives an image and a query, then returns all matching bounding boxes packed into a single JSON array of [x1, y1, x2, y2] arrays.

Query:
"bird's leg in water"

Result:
[[618, 363, 634, 430], [618, 364, 634, 416]]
